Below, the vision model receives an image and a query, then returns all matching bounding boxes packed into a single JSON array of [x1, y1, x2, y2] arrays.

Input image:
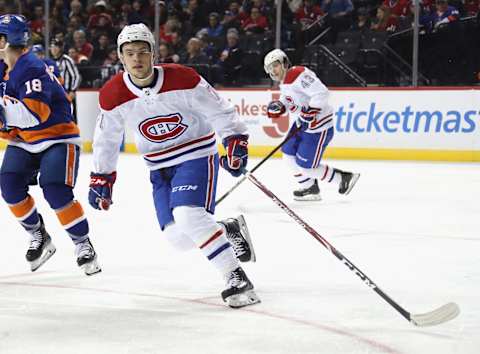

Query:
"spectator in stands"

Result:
[[129, 0, 145, 24], [295, 0, 324, 30], [68, 47, 89, 65], [464, 0, 479, 16], [69, 0, 88, 25], [92, 33, 111, 65], [30, 3, 45, 37], [350, 7, 371, 32], [322, 0, 354, 42], [219, 28, 244, 85], [100, 45, 122, 85], [50, 39, 81, 123], [160, 18, 181, 43], [421, 0, 460, 31], [381, 0, 412, 20], [87, 1, 113, 32], [204, 12, 224, 37], [158, 43, 179, 63], [371, 6, 398, 32], [221, 10, 242, 32], [185, 0, 208, 32], [170, 31, 188, 60], [184, 37, 210, 65], [73, 30, 94, 61], [241, 6, 269, 34]]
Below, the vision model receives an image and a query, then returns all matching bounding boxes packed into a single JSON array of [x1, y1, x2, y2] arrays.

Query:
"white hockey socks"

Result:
[[172, 206, 239, 275]]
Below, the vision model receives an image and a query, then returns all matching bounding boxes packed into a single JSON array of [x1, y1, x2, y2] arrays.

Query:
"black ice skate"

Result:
[[75, 239, 101, 276], [293, 179, 321, 201], [221, 267, 260, 308], [26, 215, 56, 272], [336, 169, 360, 195], [219, 215, 256, 262]]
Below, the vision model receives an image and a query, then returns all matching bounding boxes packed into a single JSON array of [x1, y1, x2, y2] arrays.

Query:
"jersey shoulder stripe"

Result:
[[284, 66, 306, 85], [99, 73, 137, 111], [159, 64, 201, 93]]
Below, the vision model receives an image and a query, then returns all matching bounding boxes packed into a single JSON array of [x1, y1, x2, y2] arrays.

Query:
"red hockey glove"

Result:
[[89, 172, 117, 210], [267, 100, 286, 119], [220, 135, 248, 177]]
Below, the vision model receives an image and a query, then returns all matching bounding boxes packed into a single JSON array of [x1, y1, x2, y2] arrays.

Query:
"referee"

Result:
[[49, 39, 81, 123]]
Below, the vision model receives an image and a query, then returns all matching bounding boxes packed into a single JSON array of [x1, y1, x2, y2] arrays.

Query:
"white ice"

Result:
[[0, 153, 478, 354]]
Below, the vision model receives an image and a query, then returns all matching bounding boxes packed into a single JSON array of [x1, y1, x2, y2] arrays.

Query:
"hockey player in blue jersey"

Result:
[[0, 14, 101, 275], [31, 44, 62, 83]]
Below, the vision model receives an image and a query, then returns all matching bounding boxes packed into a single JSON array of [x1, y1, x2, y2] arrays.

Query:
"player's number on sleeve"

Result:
[[25, 79, 42, 94]]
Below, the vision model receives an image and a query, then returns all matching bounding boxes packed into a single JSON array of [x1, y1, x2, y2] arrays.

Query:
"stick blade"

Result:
[[410, 302, 460, 327]]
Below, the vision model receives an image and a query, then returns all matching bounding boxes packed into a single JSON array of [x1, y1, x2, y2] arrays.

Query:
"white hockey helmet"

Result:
[[117, 23, 155, 57], [264, 48, 291, 81]]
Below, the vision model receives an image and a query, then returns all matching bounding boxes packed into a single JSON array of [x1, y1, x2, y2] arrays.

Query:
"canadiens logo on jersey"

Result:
[[285, 96, 298, 113], [139, 113, 188, 143]]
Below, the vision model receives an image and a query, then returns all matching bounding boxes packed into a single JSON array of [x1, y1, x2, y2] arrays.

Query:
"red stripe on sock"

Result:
[[199, 229, 223, 249]]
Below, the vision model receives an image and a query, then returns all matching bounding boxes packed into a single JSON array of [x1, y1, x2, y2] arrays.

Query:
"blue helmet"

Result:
[[32, 44, 45, 53], [0, 14, 30, 46]]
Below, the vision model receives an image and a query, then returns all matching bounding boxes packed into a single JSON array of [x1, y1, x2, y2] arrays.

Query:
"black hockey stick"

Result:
[[244, 170, 460, 326], [216, 126, 301, 205]]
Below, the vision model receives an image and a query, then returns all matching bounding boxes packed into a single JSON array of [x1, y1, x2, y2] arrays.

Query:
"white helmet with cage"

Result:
[[117, 23, 155, 58], [264, 48, 291, 81]]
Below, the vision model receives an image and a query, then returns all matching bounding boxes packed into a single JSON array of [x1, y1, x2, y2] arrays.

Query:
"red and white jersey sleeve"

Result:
[[280, 66, 334, 133], [93, 108, 126, 174], [188, 77, 247, 140], [93, 64, 247, 172]]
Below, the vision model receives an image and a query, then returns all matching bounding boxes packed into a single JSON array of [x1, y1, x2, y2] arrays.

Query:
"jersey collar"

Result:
[[123, 66, 164, 97]]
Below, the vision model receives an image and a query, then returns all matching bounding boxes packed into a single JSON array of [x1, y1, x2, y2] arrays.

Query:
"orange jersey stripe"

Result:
[[9, 195, 35, 218], [56, 200, 84, 226], [22, 98, 51, 123], [18, 122, 79, 143], [66, 144, 75, 187]]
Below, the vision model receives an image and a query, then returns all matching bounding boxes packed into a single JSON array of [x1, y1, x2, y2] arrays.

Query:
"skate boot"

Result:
[[26, 214, 56, 272], [219, 215, 256, 262], [75, 238, 101, 276], [336, 169, 360, 195], [221, 267, 260, 308], [293, 179, 321, 201]]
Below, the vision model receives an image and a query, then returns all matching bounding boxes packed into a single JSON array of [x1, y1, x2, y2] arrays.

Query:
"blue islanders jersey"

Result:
[[0, 50, 80, 152], [43, 57, 62, 83]]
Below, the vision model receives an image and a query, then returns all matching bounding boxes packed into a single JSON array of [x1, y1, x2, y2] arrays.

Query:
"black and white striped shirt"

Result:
[[54, 54, 81, 92]]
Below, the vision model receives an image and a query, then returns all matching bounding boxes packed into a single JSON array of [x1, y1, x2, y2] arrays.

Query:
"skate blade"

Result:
[[225, 290, 261, 309], [343, 173, 360, 195], [237, 215, 256, 262], [81, 257, 102, 276], [294, 194, 322, 201], [30, 243, 56, 272]]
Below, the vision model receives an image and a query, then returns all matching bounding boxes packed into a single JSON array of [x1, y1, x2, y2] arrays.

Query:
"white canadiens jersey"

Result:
[[93, 64, 247, 173], [279, 66, 334, 133]]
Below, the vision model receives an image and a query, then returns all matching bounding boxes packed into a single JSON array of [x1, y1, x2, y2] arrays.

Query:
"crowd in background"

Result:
[[1, 0, 479, 87]]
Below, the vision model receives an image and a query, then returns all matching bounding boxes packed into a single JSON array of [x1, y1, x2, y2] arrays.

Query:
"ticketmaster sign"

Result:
[[71, 88, 480, 161]]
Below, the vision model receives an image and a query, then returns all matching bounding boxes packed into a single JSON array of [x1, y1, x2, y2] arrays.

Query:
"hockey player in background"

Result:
[[264, 49, 360, 201], [89, 23, 259, 308], [0, 15, 101, 275]]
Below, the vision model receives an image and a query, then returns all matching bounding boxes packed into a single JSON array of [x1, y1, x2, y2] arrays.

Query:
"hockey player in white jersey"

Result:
[[264, 49, 360, 201], [89, 23, 259, 308]]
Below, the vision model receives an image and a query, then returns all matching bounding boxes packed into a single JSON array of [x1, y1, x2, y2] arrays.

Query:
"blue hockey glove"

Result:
[[296, 106, 321, 131], [267, 100, 286, 119], [89, 172, 117, 210], [220, 134, 248, 177]]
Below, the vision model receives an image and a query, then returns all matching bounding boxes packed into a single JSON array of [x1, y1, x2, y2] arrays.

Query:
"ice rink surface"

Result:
[[0, 153, 478, 354]]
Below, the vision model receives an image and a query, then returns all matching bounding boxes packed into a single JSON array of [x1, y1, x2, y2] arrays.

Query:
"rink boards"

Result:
[[1, 88, 479, 161]]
